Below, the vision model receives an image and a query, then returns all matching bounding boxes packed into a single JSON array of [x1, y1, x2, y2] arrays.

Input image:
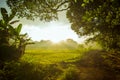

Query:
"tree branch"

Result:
[[55, 0, 69, 10], [57, 6, 70, 12]]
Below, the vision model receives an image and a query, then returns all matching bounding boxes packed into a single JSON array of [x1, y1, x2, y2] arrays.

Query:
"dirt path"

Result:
[[76, 50, 117, 80]]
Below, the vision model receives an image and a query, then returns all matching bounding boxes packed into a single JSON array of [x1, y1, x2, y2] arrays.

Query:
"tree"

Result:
[[7, 0, 69, 21], [17, 33, 34, 55], [6, 0, 120, 52], [0, 8, 16, 46], [66, 0, 120, 71], [0, 8, 32, 61], [66, 0, 120, 52]]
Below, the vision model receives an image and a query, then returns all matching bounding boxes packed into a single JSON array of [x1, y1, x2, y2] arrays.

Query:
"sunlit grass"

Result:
[[3, 42, 103, 80], [21, 42, 102, 65], [21, 50, 82, 64]]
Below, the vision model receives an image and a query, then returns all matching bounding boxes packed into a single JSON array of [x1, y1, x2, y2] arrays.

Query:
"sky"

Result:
[[0, 0, 86, 43], [21, 21, 80, 43]]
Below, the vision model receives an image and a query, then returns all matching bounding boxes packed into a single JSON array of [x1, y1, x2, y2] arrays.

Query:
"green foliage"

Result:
[[0, 8, 32, 61], [0, 43, 118, 80], [23, 41, 102, 64], [6, 0, 120, 52], [0, 45, 19, 61], [7, 0, 68, 21], [22, 50, 81, 64], [0, 7, 18, 45], [59, 66, 80, 80], [0, 8, 19, 61], [66, 0, 120, 52], [1, 8, 9, 23], [0, 61, 63, 80], [66, 1, 120, 72], [16, 24, 22, 35], [6, 0, 120, 50], [5, 0, 120, 78]]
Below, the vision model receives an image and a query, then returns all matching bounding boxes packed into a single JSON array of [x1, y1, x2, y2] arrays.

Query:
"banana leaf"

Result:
[[8, 9, 16, 21], [8, 25, 16, 36], [16, 23, 22, 35], [0, 8, 9, 23]]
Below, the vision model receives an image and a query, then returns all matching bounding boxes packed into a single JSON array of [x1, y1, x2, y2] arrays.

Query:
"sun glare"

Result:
[[21, 21, 84, 43]]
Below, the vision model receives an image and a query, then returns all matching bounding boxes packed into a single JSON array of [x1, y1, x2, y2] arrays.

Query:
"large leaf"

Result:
[[0, 8, 9, 23], [0, 20, 7, 29], [8, 9, 16, 21], [16, 24, 22, 35], [9, 20, 19, 24], [8, 25, 16, 36]]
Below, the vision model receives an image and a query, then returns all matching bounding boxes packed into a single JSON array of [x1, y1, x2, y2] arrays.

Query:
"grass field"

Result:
[[21, 50, 83, 64], [10, 42, 109, 80], [2, 42, 116, 80], [21, 42, 102, 65]]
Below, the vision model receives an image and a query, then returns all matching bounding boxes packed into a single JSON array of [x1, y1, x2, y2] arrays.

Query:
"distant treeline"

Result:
[[26, 39, 102, 51], [26, 39, 79, 50]]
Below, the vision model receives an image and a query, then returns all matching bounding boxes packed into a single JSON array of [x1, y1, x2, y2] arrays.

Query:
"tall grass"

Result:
[[58, 65, 80, 80]]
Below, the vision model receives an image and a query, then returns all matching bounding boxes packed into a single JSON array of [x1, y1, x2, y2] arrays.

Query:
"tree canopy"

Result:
[[7, 0, 120, 52], [67, 0, 120, 51], [7, 0, 69, 21]]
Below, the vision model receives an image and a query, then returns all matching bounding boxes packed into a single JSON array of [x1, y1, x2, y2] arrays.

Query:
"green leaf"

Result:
[[83, 0, 89, 3], [0, 20, 7, 29], [0, 8, 9, 22], [8, 25, 16, 36], [16, 24, 22, 35], [9, 11, 16, 21], [9, 20, 19, 24], [0, 20, 4, 26], [74, 0, 77, 2], [81, 3, 85, 7]]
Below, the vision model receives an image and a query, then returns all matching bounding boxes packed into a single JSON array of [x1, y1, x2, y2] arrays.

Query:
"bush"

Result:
[[0, 61, 63, 80], [60, 66, 80, 80], [0, 45, 20, 62]]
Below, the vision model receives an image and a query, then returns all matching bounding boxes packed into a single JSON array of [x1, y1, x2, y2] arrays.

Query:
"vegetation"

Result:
[[7, 0, 69, 21], [1, 42, 119, 80], [0, 41, 106, 80], [0, 0, 120, 80], [7, 0, 120, 52], [0, 8, 32, 61], [67, 0, 120, 52], [6, 1, 120, 71]]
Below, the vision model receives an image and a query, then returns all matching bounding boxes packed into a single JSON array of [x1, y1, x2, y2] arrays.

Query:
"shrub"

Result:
[[60, 66, 80, 80]]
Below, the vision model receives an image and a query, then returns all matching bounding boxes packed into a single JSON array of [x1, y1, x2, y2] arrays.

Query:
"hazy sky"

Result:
[[0, 0, 85, 43]]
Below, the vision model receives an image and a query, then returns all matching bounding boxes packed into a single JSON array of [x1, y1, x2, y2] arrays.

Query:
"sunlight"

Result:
[[21, 21, 85, 43]]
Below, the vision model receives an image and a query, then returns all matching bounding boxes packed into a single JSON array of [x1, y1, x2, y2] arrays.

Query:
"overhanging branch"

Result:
[[55, 0, 69, 10], [57, 6, 70, 12]]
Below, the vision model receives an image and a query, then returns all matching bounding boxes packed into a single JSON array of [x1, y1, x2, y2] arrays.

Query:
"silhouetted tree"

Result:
[[0, 8, 32, 61]]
